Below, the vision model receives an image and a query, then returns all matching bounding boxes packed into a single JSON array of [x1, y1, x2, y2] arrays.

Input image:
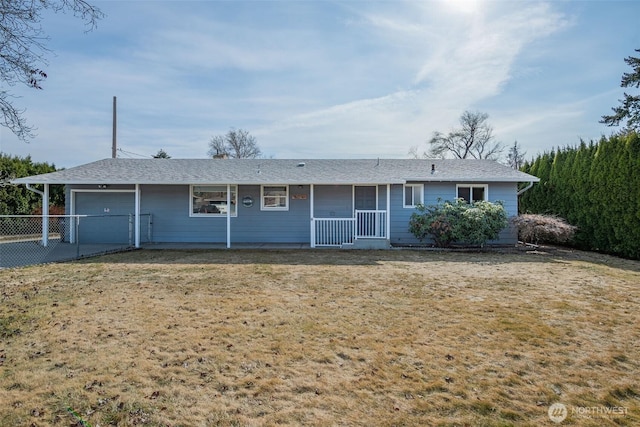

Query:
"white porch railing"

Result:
[[312, 210, 387, 247], [313, 217, 355, 247], [355, 210, 387, 239]]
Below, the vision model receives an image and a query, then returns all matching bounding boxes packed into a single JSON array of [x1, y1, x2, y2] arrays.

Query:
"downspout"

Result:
[[26, 184, 49, 247], [25, 183, 43, 197], [515, 182, 536, 243], [517, 181, 534, 196]]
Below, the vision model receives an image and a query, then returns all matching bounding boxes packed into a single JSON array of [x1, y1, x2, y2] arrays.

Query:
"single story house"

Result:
[[12, 158, 539, 248]]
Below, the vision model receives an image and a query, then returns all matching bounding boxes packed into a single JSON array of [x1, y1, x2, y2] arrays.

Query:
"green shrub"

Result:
[[409, 199, 508, 247]]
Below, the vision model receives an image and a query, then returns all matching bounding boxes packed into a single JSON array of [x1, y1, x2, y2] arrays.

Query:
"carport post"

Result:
[[42, 184, 49, 247], [310, 184, 315, 248], [135, 184, 140, 248], [386, 184, 390, 241], [226, 184, 231, 248]]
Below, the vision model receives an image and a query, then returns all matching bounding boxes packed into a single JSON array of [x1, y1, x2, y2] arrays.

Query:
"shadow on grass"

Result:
[[69, 245, 640, 272], [0, 240, 132, 269]]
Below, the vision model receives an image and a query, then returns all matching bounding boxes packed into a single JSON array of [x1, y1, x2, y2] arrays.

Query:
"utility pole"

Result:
[[112, 96, 117, 158]]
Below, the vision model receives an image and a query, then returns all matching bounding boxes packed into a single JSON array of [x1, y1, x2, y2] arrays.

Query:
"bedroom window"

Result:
[[261, 185, 289, 210], [191, 185, 237, 216], [404, 184, 424, 207], [456, 184, 487, 203]]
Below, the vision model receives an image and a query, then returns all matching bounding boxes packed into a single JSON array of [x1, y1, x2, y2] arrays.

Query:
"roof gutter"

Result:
[[517, 181, 535, 196]]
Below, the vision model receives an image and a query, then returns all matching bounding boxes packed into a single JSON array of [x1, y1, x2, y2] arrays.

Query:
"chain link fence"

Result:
[[0, 214, 152, 268]]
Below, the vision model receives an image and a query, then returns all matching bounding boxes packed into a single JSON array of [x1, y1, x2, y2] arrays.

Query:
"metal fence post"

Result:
[[75, 215, 81, 258], [148, 213, 152, 243], [128, 214, 133, 246]]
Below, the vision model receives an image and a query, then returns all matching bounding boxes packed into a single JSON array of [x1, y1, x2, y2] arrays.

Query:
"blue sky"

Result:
[[1, 0, 639, 168]]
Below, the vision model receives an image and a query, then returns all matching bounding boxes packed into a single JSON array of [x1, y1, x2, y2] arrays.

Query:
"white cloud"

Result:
[[256, 1, 570, 158], [2, 0, 632, 169]]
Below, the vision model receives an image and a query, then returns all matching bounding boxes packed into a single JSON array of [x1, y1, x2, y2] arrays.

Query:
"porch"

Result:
[[311, 209, 389, 248]]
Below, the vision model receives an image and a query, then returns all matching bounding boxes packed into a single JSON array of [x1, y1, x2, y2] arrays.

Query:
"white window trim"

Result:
[[403, 184, 424, 208], [261, 185, 289, 211], [456, 183, 488, 203], [190, 184, 238, 217]]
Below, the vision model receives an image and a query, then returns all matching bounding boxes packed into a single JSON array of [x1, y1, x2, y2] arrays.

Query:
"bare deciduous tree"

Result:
[[208, 128, 262, 159], [0, 0, 104, 141], [411, 111, 503, 160]]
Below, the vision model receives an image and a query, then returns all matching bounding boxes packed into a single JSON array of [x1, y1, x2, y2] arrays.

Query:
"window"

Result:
[[261, 185, 288, 210], [404, 184, 424, 207], [456, 184, 487, 203], [191, 185, 237, 216]]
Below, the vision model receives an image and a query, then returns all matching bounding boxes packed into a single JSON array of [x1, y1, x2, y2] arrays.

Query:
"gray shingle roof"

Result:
[[12, 158, 539, 185]]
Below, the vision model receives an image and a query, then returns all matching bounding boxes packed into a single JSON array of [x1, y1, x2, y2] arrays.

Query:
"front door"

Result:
[[354, 186, 377, 237], [354, 186, 377, 210]]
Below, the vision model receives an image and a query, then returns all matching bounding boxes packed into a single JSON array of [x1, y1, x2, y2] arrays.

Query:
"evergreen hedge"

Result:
[[0, 154, 64, 215], [520, 132, 640, 259]]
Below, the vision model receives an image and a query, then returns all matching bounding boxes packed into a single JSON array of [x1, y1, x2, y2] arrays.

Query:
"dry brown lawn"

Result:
[[0, 247, 639, 426]]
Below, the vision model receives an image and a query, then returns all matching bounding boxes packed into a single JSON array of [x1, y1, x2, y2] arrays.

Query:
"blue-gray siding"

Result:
[[143, 185, 310, 243], [66, 181, 520, 245], [74, 191, 135, 243], [314, 185, 352, 218], [388, 182, 519, 246]]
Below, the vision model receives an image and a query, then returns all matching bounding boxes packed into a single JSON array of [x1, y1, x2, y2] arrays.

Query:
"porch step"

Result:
[[341, 238, 390, 250]]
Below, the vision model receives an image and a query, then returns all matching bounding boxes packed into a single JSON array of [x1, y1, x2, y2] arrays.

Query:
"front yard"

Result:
[[1, 247, 638, 426]]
